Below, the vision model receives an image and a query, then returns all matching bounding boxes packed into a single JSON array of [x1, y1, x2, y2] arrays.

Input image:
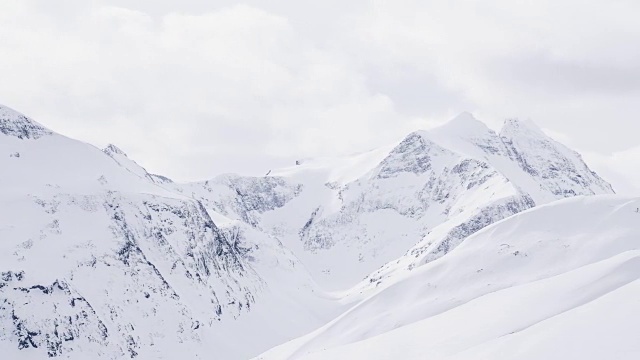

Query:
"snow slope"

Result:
[[256, 195, 640, 360]]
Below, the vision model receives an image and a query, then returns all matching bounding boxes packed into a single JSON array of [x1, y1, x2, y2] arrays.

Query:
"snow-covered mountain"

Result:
[[256, 195, 640, 360], [350, 113, 614, 294], [0, 105, 255, 359], [233, 111, 612, 292], [0, 104, 620, 359], [0, 105, 339, 359]]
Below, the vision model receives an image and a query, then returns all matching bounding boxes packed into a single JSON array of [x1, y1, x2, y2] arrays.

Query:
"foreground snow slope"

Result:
[[257, 195, 640, 360]]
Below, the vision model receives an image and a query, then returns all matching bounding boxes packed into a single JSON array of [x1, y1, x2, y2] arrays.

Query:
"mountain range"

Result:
[[2, 103, 637, 360]]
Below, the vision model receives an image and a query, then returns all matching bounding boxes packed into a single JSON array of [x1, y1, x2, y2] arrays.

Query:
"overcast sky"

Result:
[[1, 0, 639, 193]]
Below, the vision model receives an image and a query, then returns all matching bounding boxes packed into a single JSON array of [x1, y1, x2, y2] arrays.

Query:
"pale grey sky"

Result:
[[1, 0, 639, 193]]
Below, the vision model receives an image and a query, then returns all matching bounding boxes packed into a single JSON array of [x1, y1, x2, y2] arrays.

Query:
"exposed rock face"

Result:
[[0, 191, 259, 359], [0, 106, 52, 139], [500, 118, 614, 197]]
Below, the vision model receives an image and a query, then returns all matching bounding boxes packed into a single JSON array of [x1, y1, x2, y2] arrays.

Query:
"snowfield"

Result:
[[256, 195, 640, 360], [1, 103, 635, 360]]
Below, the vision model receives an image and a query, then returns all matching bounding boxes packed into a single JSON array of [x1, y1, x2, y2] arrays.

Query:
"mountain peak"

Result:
[[451, 111, 477, 122], [500, 118, 546, 138], [434, 112, 492, 137], [449, 111, 483, 125], [424, 112, 499, 158], [0, 104, 52, 140], [103, 143, 128, 157]]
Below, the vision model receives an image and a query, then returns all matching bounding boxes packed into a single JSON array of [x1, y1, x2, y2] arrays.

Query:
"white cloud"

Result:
[[0, 1, 436, 179], [348, 1, 640, 144], [1, 0, 639, 184]]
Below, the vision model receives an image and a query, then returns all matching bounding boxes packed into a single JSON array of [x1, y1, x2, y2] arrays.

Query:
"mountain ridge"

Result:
[[0, 104, 620, 359]]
